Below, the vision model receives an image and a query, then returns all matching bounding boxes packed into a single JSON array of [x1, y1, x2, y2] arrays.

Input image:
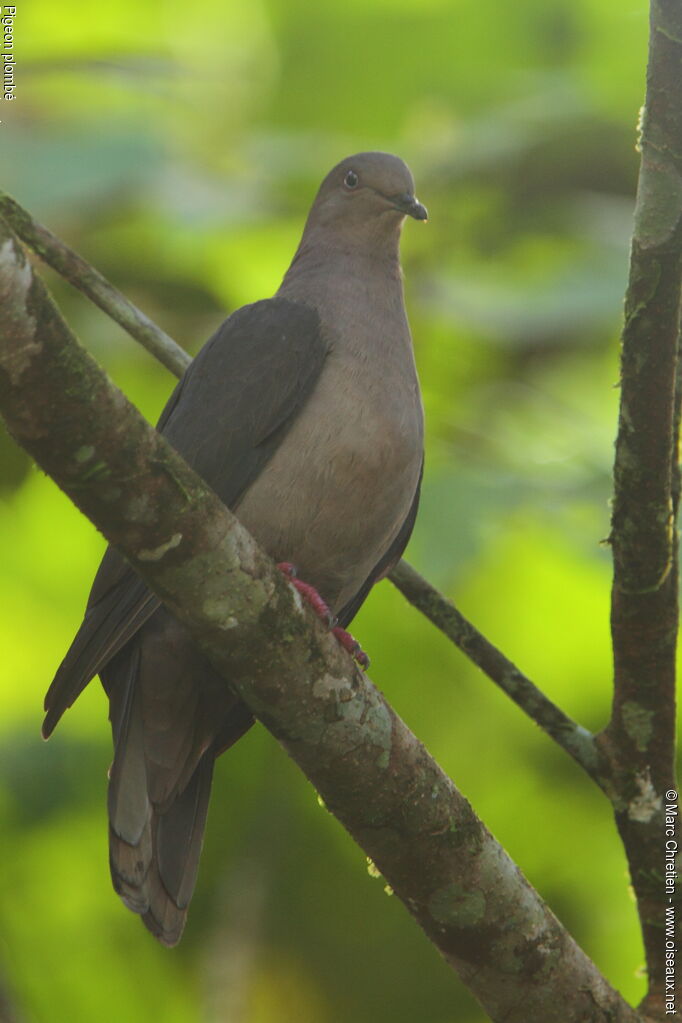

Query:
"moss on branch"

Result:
[[606, 1, 682, 1013], [0, 216, 640, 1022]]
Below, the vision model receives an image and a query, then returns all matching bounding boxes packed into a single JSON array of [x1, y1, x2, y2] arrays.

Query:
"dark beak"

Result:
[[393, 193, 429, 221]]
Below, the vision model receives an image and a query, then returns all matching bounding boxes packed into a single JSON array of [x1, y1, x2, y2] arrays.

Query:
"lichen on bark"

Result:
[[0, 214, 640, 1022]]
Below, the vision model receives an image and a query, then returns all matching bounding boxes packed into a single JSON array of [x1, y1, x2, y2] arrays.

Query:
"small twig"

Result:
[[0, 190, 190, 378], [389, 560, 608, 789]]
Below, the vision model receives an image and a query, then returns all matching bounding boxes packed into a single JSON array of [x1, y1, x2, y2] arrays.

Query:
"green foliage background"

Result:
[[0, 0, 661, 1019]]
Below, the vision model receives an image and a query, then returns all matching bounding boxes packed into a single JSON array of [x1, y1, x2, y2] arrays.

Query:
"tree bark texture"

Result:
[[0, 216, 640, 1021], [605, 2, 682, 1015]]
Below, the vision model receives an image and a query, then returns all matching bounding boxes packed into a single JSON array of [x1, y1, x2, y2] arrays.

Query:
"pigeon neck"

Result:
[[277, 224, 404, 303]]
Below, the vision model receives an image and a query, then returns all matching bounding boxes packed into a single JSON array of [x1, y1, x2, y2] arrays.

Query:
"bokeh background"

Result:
[[0, 1, 659, 1020]]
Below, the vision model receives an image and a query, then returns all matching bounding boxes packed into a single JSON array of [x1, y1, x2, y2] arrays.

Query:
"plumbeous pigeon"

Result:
[[43, 151, 426, 945]]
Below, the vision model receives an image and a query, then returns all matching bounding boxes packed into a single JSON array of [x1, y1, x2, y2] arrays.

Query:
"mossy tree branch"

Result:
[[0, 190, 191, 377], [0, 211, 640, 1020], [3, 7, 681, 998], [0, 188, 610, 787], [3, 164, 674, 1017], [602, 1, 682, 1015]]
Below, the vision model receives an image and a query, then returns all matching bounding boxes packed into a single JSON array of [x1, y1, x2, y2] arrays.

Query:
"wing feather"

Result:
[[44, 297, 328, 735]]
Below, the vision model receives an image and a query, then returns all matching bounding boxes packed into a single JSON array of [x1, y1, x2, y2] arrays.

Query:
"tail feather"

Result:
[[156, 755, 215, 910], [144, 705, 207, 813], [46, 543, 257, 946], [142, 867, 188, 948], [108, 757, 215, 947], [109, 822, 152, 914], [106, 649, 151, 846], [108, 735, 216, 946]]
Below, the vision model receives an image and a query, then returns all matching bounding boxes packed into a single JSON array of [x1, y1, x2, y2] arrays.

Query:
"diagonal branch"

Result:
[[0, 189, 608, 793], [0, 190, 190, 377], [389, 561, 608, 789], [0, 210, 639, 1020], [603, 0, 682, 1015]]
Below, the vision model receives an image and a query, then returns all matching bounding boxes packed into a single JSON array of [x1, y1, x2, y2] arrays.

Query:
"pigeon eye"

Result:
[[344, 170, 359, 189]]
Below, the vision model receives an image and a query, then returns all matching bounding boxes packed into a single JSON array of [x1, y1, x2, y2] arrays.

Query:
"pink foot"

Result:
[[277, 562, 334, 625], [332, 627, 370, 669], [277, 563, 370, 669]]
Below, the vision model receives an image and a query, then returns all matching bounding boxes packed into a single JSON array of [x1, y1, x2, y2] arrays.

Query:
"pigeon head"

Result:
[[305, 152, 428, 237]]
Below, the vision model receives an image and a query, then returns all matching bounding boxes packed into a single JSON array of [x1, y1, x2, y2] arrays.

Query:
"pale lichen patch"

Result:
[[287, 582, 305, 615], [202, 596, 237, 622], [376, 749, 390, 769], [125, 493, 157, 525], [627, 767, 662, 822], [0, 236, 41, 384], [633, 155, 682, 248], [137, 532, 182, 561], [312, 673, 349, 702], [428, 882, 486, 928], [621, 700, 654, 752], [74, 445, 95, 464]]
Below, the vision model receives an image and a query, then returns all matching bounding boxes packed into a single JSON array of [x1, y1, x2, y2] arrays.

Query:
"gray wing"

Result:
[[43, 297, 328, 737]]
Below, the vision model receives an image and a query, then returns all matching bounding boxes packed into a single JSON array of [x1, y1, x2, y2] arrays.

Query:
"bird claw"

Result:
[[332, 627, 370, 669], [277, 563, 369, 667], [277, 562, 335, 626]]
